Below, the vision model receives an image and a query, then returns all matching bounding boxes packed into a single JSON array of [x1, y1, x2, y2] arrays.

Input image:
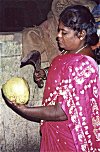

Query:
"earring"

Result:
[[80, 37, 83, 40]]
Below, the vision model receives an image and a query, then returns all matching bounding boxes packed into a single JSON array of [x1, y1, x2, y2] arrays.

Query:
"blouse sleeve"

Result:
[[56, 56, 99, 118]]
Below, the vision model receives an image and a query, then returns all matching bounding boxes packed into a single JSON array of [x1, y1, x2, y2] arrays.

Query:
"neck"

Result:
[[61, 44, 88, 55], [61, 45, 95, 59], [75, 44, 88, 54]]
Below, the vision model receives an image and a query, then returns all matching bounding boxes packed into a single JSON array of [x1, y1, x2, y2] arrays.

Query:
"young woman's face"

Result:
[[57, 21, 83, 52]]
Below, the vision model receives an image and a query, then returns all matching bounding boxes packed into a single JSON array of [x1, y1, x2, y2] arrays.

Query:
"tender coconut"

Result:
[[2, 77, 30, 104]]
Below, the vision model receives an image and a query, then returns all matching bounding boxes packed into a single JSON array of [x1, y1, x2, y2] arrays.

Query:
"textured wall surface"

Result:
[[0, 33, 49, 152]]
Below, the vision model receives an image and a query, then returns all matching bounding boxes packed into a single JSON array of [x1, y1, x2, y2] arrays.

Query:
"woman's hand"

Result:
[[1, 89, 25, 112], [1, 89, 67, 122], [34, 69, 46, 81], [33, 67, 49, 88], [33, 69, 46, 88], [1, 88, 40, 122]]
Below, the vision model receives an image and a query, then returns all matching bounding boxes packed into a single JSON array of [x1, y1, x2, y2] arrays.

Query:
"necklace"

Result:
[[75, 44, 87, 54], [61, 44, 87, 55]]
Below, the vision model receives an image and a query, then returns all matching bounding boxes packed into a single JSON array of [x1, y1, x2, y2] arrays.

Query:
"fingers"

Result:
[[1, 89, 26, 117], [34, 69, 46, 79], [1, 89, 16, 107], [1, 89, 8, 102], [33, 69, 46, 88]]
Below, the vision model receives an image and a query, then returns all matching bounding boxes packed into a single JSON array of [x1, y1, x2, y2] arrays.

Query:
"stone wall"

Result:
[[0, 33, 49, 152]]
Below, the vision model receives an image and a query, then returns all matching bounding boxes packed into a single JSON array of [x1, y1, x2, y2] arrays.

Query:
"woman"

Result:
[[22, 0, 97, 64], [2, 5, 100, 152]]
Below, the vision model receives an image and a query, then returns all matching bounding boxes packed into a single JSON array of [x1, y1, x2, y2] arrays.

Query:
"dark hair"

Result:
[[59, 5, 99, 46]]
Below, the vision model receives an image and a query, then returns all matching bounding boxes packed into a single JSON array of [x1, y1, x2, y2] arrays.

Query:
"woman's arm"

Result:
[[1, 89, 67, 123]]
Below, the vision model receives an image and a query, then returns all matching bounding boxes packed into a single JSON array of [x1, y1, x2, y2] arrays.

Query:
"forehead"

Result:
[[58, 22, 74, 33], [58, 22, 77, 36], [58, 21, 64, 27]]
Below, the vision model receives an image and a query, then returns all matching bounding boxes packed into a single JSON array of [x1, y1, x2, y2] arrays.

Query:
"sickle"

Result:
[[20, 50, 44, 88]]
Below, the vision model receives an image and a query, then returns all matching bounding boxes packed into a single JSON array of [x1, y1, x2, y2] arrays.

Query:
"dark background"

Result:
[[0, 0, 98, 32], [0, 0, 53, 32]]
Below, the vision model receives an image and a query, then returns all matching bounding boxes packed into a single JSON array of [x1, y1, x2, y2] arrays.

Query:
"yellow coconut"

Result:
[[2, 77, 30, 104]]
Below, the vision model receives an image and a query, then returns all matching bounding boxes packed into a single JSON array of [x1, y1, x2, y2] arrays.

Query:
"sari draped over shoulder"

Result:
[[40, 54, 100, 152]]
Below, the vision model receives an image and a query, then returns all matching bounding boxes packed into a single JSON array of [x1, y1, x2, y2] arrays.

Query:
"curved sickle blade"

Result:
[[20, 50, 44, 88]]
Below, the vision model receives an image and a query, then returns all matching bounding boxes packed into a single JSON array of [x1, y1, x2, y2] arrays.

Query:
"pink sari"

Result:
[[40, 54, 100, 152]]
